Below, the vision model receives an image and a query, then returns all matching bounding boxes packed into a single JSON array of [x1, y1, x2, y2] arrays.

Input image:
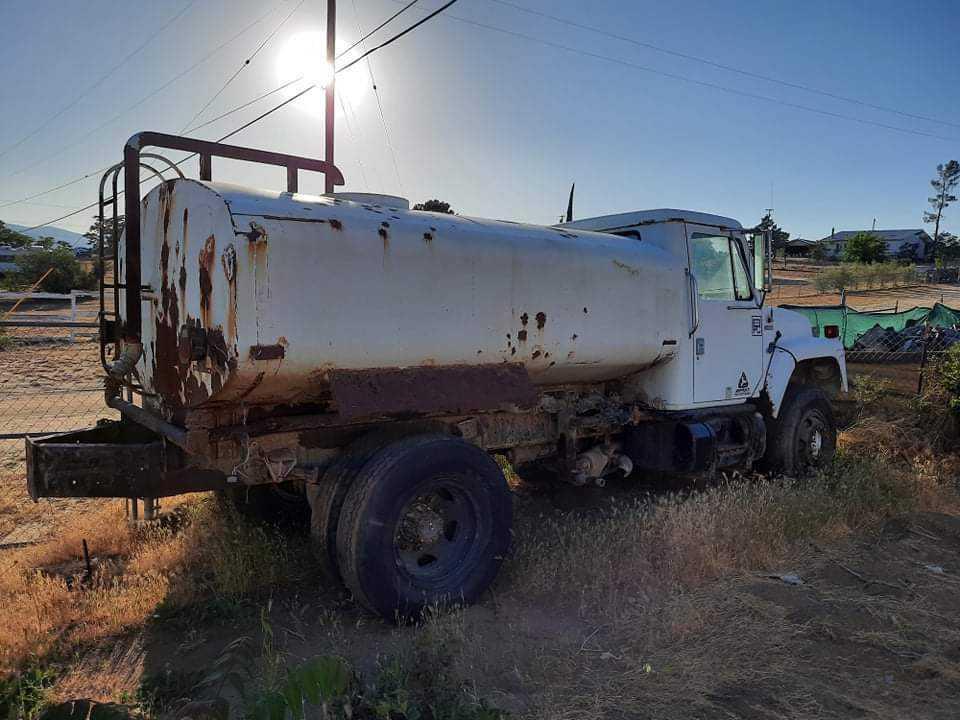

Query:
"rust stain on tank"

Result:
[[517, 329, 528, 342], [329, 364, 537, 420], [198, 234, 216, 328], [329, 218, 343, 231], [221, 244, 238, 344], [378, 224, 389, 250], [244, 222, 270, 323], [180, 208, 188, 258], [207, 326, 228, 370], [423, 231, 433, 243], [159, 181, 174, 239], [536, 312, 547, 330], [520, 312, 529, 327]]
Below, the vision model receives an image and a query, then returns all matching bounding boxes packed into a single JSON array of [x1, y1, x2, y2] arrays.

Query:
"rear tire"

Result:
[[763, 385, 836, 476], [308, 425, 446, 579], [336, 435, 512, 621]]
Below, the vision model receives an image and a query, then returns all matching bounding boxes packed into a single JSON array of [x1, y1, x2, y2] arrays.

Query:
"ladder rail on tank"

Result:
[[97, 154, 183, 383], [96, 132, 345, 395]]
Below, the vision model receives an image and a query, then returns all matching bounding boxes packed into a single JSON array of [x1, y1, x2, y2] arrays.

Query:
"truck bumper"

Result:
[[26, 420, 229, 500]]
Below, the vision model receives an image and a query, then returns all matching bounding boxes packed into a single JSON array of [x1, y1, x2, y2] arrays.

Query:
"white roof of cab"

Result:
[[559, 208, 742, 232]]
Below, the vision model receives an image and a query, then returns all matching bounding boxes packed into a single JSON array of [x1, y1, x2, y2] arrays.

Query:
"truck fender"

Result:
[[764, 336, 847, 418]]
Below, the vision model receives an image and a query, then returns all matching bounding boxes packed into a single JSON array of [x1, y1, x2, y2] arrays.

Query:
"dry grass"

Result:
[[505, 452, 958, 621], [0, 495, 302, 679], [1, 366, 959, 718]]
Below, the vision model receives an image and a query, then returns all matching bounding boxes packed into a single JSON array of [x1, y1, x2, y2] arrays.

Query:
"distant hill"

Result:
[[6, 223, 87, 248]]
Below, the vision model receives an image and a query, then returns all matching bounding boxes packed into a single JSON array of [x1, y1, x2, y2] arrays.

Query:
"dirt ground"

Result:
[[773, 283, 960, 311]]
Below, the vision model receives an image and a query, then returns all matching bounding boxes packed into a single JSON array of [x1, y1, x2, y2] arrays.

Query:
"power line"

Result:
[[0, 0, 198, 161], [337, 0, 460, 75], [2, 0, 424, 208], [179, 0, 307, 133], [419, 3, 957, 143], [184, 77, 305, 135], [488, 0, 960, 132], [338, 92, 372, 191], [337, 0, 420, 60], [21, 0, 461, 232], [350, 0, 405, 195], [0, 167, 111, 211], [0, 0, 287, 183]]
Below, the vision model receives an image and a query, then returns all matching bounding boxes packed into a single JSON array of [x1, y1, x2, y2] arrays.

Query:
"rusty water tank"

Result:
[[120, 180, 688, 418]]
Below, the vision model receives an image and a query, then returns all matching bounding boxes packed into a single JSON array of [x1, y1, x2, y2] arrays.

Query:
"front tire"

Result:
[[764, 385, 837, 476], [336, 435, 512, 621]]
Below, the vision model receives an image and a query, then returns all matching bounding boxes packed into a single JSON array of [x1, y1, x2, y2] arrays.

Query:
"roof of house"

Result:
[[786, 238, 817, 247], [0, 244, 35, 256], [820, 229, 930, 243]]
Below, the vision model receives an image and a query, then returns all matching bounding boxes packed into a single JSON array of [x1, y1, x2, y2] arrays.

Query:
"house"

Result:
[[0, 244, 31, 277], [819, 229, 931, 261], [784, 238, 817, 258]]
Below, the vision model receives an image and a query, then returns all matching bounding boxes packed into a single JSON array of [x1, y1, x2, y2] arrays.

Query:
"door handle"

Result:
[[688, 271, 700, 337]]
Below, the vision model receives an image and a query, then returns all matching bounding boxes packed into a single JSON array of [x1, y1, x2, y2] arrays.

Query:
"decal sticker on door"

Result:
[[751, 316, 762, 336], [736, 371, 750, 395]]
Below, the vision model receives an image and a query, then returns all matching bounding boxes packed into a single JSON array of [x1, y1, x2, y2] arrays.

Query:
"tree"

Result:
[[13, 245, 94, 293], [752, 212, 790, 265], [0, 220, 34, 248], [83, 214, 125, 258], [931, 231, 960, 263], [923, 160, 959, 249], [843, 232, 886, 264], [412, 199, 454, 214], [895, 243, 919, 263], [810, 242, 828, 262]]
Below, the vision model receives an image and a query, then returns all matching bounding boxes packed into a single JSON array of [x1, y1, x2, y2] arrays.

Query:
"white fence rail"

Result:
[[0, 290, 97, 342]]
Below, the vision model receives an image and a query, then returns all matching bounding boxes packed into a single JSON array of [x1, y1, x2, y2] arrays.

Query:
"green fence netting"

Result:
[[781, 302, 960, 350]]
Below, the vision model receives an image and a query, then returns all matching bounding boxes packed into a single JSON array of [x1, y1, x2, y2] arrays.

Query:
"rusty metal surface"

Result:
[[329, 364, 538, 421], [250, 343, 286, 360], [25, 422, 229, 499]]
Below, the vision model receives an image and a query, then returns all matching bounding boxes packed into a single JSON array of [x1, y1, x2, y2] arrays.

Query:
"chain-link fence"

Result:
[[783, 301, 960, 394], [0, 295, 117, 477], [844, 323, 959, 364]]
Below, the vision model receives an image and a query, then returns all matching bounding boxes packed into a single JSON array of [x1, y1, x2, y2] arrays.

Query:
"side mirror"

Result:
[[751, 231, 773, 306]]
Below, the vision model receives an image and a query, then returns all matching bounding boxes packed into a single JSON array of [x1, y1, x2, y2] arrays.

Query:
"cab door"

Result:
[[686, 225, 764, 405]]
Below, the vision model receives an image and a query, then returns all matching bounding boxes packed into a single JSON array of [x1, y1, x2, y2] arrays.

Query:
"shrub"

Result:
[[814, 265, 854, 293], [842, 232, 886, 263], [814, 262, 916, 294], [935, 345, 960, 413], [13, 246, 94, 293]]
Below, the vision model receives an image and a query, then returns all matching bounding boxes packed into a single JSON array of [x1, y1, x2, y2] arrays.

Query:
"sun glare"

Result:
[[276, 31, 367, 116]]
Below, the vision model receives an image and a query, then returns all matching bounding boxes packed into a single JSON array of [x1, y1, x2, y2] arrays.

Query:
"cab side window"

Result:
[[690, 233, 753, 301]]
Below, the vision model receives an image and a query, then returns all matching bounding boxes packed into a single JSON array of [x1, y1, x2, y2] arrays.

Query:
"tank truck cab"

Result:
[[561, 209, 847, 473]]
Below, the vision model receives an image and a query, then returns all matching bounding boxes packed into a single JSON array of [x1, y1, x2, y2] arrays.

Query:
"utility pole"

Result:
[[324, 0, 336, 194]]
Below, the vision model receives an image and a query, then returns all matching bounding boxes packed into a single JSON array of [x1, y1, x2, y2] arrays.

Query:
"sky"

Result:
[[0, 0, 958, 240]]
